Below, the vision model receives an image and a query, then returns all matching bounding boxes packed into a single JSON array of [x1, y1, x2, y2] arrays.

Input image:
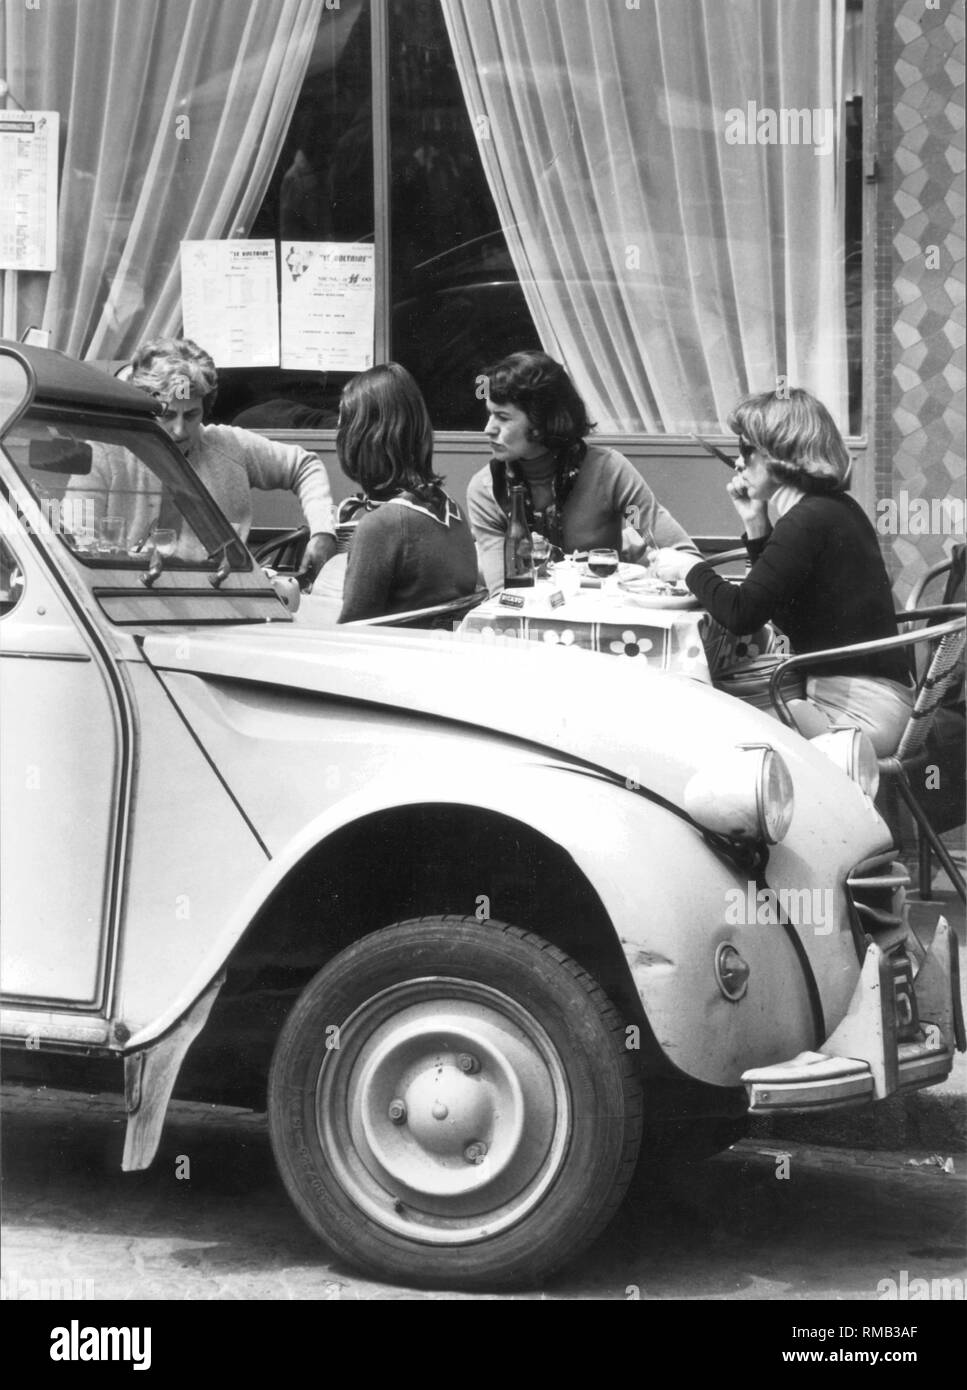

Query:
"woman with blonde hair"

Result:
[[129, 337, 337, 585], [652, 387, 914, 753]]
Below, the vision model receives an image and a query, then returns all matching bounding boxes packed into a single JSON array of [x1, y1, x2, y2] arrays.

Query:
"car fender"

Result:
[[122, 759, 829, 1091], [120, 755, 626, 1048]]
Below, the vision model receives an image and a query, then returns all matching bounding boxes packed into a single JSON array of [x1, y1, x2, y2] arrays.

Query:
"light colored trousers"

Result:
[[785, 675, 915, 756]]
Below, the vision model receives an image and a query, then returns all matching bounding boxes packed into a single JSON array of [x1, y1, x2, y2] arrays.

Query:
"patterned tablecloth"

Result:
[[458, 584, 772, 681]]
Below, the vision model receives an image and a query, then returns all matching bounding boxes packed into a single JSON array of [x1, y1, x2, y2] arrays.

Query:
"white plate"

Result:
[[618, 589, 700, 610], [618, 571, 698, 607], [575, 561, 649, 582]]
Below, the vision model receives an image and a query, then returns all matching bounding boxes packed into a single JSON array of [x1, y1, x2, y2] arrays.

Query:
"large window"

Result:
[[436, 0, 859, 434], [218, 0, 541, 432], [241, 0, 867, 434], [6, 0, 865, 437], [206, 0, 374, 427], [386, 0, 539, 429]]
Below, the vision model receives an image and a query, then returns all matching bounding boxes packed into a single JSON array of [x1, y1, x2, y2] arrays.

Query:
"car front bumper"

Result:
[[742, 916, 964, 1113]]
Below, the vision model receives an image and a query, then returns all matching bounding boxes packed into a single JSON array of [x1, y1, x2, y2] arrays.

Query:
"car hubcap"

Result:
[[315, 978, 572, 1244]]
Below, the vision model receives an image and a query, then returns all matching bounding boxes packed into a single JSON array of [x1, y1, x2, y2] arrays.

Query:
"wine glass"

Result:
[[587, 547, 619, 579], [531, 533, 552, 579]]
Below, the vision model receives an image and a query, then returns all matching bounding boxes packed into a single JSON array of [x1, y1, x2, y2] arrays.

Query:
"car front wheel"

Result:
[[267, 916, 643, 1289]]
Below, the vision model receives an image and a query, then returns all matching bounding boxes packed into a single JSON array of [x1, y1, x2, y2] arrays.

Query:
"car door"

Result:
[[0, 509, 125, 1010]]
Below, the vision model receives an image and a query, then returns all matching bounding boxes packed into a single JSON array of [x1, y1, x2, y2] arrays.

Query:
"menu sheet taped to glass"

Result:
[[0, 111, 59, 271], [180, 240, 280, 368], [281, 242, 375, 372]]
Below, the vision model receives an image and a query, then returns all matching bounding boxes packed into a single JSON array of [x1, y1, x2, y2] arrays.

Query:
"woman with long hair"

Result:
[[652, 387, 914, 753], [467, 349, 694, 593], [337, 363, 478, 622]]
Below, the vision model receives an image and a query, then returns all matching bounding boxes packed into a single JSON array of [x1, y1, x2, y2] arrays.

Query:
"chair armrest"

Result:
[[767, 610, 966, 728], [251, 526, 309, 568], [907, 559, 955, 612], [699, 546, 748, 570], [895, 603, 966, 626], [342, 589, 488, 629]]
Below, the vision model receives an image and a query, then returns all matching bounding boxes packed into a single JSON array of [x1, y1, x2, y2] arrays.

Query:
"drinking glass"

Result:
[[73, 526, 98, 554], [97, 516, 126, 553], [587, 548, 619, 579], [147, 528, 177, 559], [553, 554, 582, 597]]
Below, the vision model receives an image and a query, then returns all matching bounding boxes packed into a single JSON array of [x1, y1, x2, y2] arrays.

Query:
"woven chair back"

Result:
[[896, 625, 966, 762]]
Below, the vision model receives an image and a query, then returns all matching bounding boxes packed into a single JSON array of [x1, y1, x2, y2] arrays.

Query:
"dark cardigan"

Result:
[[339, 494, 479, 622], [686, 492, 911, 685]]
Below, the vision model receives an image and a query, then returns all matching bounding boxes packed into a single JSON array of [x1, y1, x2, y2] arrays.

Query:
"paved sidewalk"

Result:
[[1, 1085, 963, 1301]]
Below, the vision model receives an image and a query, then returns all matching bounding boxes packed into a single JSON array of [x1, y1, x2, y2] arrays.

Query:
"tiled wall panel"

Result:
[[886, 0, 965, 598]]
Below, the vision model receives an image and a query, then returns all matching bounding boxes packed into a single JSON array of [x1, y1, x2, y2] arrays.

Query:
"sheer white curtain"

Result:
[[440, 0, 847, 433], [1, 0, 330, 358]]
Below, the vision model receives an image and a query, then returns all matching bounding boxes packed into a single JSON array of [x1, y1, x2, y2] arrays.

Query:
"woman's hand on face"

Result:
[[649, 548, 703, 583], [727, 474, 769, 529]]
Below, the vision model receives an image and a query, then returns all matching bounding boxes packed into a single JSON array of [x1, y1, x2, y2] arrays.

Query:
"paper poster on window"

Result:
[[0, 111, 59, 271], [280, 242, 375, 372], [180, 240, 279, 367]]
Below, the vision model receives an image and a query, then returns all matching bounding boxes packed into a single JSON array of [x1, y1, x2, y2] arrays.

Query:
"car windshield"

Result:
[[3, 408, 250, 572]]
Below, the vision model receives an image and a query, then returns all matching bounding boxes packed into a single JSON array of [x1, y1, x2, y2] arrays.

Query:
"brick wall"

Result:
[[882, 0, 965, 600]]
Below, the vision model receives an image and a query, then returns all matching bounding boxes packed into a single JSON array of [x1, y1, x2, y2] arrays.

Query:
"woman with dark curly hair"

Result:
[[337, 363, 478, 622], [652, 387, 914, 752], [467, 350, 694, 594]]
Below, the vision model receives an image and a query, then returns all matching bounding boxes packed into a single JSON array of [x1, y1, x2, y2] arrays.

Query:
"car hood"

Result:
[[140, 622, 870, 820]]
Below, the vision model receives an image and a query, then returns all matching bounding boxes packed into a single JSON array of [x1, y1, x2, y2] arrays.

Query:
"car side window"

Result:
[[0, 537, 25, 617], [3, 414, 249, 572]]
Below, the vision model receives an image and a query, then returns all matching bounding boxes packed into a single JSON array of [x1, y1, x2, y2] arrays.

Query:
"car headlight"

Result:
[[683, 744, 794, 844], [809, 727, 879, 798]]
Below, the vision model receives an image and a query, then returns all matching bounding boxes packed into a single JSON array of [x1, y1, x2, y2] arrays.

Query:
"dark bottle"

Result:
[[504, 482, 534, 587]]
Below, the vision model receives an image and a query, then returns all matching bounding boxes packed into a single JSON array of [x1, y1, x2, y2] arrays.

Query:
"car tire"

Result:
[[267, 915, 643, 1289]]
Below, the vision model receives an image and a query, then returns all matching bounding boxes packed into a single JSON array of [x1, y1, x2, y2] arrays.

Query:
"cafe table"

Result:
[[456, 578, 773, 684]]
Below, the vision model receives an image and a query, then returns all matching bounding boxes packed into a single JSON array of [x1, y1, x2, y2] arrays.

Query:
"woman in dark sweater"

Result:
[[652, 388, 913, 753], [337, 363, 478, 623]]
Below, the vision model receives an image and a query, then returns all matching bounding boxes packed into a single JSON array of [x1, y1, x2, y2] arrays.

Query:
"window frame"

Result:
[[253, 0, 878, 542], [365, 0, 873, 441]]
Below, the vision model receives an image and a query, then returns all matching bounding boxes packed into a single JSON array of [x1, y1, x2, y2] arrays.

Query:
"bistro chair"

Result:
[[902, 545, 966, 893], [906, 542, 965, 614], [766, 603, 966, 903], [342, 588, 490, 632], [698, 545, 748, 570], [252, 498, 382, 571], [252, 525, 310, 570], [333, 495, 383, 554]]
